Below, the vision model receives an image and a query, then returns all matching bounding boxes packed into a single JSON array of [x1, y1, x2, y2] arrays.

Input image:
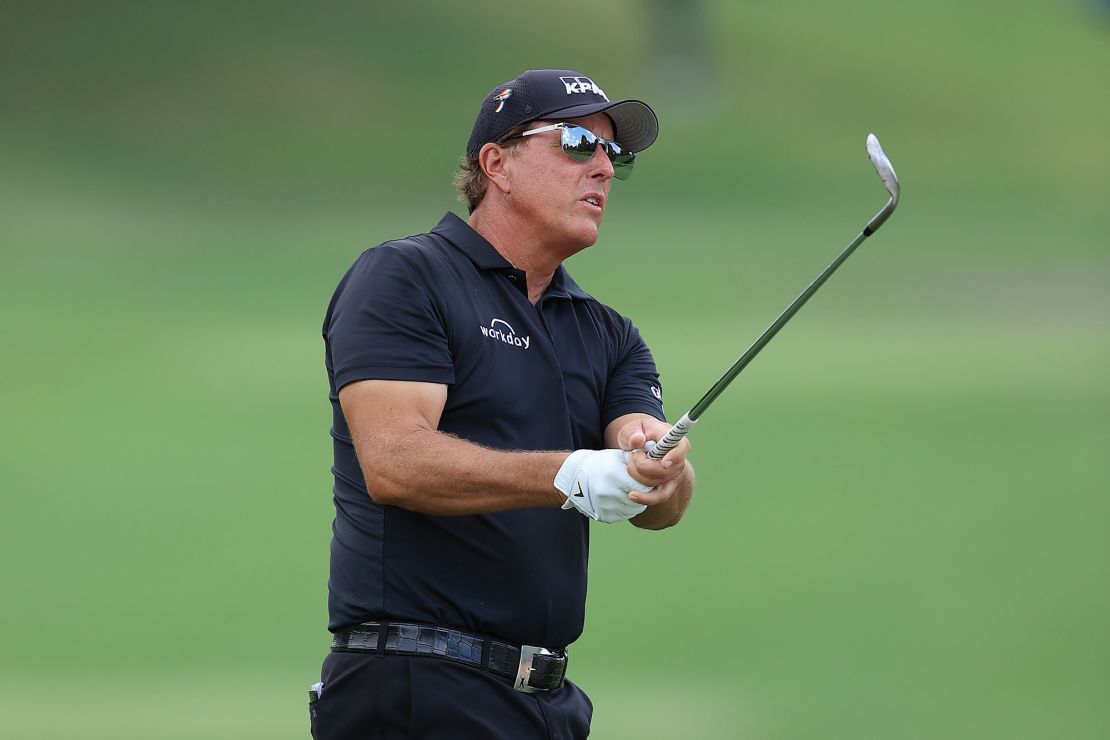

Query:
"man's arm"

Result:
[[340, 378, 569, 515], [605, 413, 696, 530]]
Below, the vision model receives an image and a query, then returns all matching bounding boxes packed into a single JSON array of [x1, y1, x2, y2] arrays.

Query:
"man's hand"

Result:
[[554, 449, 651, 523], [615, 416, 691, 507], [602, 415, 694, 530]]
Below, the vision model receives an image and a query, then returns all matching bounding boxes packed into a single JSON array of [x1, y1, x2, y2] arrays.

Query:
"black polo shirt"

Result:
[[322, 212, 665, 649]]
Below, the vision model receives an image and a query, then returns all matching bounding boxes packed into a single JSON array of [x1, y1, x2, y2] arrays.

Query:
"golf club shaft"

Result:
[[646, 221, 879, 461], [644, 133, 900, 462]]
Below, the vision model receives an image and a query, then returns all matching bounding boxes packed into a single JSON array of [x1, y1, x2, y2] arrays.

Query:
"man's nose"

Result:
[[587, 146, 614, 180]]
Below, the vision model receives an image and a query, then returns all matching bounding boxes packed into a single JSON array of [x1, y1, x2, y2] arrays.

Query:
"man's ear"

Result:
[[478, 142, 512, 195]]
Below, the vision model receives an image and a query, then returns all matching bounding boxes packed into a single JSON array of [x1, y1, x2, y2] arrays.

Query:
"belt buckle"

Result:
[[514, 644, 554, 693]]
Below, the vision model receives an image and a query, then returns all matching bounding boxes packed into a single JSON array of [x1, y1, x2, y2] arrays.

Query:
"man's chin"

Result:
[[573, 222, 601, 249], [550, 221, 601, 257]]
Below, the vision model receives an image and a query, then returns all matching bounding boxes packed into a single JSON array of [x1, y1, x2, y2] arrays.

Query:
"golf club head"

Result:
[[864, 133, 900, 234], [866, 134, 900, 203]]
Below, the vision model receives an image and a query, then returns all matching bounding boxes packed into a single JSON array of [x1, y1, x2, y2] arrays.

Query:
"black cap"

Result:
[[465, 69, 659, 159]]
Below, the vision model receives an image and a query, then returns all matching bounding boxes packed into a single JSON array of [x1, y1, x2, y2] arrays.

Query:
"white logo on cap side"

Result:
[[559, 76, 609, 101]]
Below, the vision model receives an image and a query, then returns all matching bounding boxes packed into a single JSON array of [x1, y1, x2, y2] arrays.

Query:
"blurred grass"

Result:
[[1, 1, 1108, 738]]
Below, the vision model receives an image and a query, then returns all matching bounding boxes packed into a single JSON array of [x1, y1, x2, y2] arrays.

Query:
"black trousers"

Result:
[[309, 651, 593, 739]]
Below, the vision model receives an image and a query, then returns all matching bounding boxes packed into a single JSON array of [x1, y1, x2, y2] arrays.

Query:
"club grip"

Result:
[[645, 413, 696, 461]]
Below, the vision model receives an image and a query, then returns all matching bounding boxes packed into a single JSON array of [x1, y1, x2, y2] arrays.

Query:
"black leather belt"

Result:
[[331, 621, 568, 693]]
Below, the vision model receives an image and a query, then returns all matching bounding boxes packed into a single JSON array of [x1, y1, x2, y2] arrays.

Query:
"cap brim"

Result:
[[538, 99, 659, 153]]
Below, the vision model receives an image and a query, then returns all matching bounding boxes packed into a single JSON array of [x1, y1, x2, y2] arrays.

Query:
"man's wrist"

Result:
[[549, 451, 579, 506], [553, 450, 591, 497]]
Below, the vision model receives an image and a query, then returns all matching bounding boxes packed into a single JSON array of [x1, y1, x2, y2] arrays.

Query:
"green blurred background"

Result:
[[2, 1, 1108, 738]]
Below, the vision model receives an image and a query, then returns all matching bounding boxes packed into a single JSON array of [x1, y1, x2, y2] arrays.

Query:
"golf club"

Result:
[[645, 133, 901, 461]]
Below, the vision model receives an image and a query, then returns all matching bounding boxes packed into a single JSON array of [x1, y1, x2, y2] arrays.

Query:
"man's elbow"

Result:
[[353, 428, 429, 507], [359, 457, 410, 507]]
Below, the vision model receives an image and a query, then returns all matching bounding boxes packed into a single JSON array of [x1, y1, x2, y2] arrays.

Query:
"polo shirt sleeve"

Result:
[[602, 317, 666, 427], [325, 243, 455, 391]]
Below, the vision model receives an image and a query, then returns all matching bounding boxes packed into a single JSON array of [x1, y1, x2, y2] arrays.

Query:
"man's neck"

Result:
[[467, 209, 565, 303]]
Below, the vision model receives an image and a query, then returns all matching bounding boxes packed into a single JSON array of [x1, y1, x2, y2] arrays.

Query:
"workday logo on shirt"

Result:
[[480, 318, 531, 350]]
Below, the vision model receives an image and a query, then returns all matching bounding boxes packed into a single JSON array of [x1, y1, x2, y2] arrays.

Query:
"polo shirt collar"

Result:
[[548, 265, 592, 300], [432, 212, 593, 301], [432, 212, 511, 271]]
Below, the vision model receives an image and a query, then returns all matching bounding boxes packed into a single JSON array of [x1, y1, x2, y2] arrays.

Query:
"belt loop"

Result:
[[480, 634, 492, 672], [376, 621, 389, 654]]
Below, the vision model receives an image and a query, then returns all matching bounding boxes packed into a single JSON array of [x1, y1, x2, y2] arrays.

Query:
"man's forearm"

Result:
[[354, 426, 570, 515], [630, 463, 695, 530]]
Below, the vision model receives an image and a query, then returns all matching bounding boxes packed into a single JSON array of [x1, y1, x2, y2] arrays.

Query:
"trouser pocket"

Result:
[[308, 681, 324, 737]]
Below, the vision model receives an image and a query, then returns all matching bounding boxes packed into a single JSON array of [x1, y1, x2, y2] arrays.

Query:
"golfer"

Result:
[[311, 68, 695, 739]]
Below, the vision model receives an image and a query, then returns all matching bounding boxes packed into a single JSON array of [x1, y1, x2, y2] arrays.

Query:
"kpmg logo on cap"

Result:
[[559, 76, 609, 101]]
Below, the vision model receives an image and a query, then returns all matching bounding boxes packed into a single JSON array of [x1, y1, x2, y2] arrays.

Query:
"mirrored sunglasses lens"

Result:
[[560, 125, 636, 179], [607, 144, 634, 180], [612, 158, 634, 180], [560, 126, 600, 162]]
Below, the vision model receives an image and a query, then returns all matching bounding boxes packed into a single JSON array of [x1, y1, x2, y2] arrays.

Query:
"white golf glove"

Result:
[[554, 449, 652, 523]]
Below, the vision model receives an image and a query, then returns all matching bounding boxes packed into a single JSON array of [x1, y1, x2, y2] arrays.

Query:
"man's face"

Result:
[[504, 112, 618, 256]]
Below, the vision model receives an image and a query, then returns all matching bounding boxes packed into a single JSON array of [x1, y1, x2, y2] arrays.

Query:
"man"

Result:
[[311, 69, 695, 739]]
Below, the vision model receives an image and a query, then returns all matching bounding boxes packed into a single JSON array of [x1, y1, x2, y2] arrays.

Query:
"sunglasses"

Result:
[[508, 122, 635, 180]]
